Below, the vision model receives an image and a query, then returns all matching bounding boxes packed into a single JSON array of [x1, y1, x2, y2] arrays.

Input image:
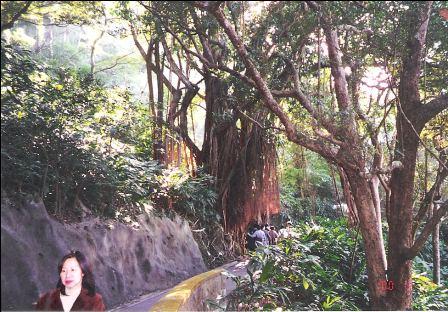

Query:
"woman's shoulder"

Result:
[[75, 289, 105, 311], [36, 289, 61, 310]]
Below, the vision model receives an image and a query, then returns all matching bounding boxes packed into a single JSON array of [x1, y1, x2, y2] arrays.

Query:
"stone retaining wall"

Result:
[[1, 195, 206, 310]]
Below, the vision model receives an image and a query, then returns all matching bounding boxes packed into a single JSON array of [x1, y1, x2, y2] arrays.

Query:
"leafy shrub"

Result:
[[412, 241, 448, 311], [1, 42, 112, 215], [226, 217, 447, 311], [1, 42, 219, 223], [412, 273, 448, 310], [279, 144, 339, 221], [169, 169, 218, 223], [415, 232, 448, 283], [227, 218, 368, 311]]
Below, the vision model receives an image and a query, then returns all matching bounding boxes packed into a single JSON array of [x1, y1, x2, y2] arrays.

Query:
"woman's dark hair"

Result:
[[56, 250, 96, 296]]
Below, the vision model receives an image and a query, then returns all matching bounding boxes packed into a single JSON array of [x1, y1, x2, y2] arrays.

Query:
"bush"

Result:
[[227, 217, 368, 311], [412, 273, 448, 310], [1, 42, 219, 224], [226, 217, 447, 311]]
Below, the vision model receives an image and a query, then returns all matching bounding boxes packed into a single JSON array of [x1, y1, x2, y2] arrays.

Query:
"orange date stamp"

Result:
[[378, 280, 412, 291]]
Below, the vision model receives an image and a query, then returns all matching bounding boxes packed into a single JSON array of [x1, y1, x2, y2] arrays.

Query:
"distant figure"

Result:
[[279, 220, 293, 240], [332, 202, 349, 216], [246, 225, 257, 251], [263, 224, 271, 245], [248, 224, 269, 246], [268, 226, 279, 245], [36, 250, 105, 311]]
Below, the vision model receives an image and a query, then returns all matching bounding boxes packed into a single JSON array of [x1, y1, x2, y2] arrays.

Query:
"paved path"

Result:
[[224, 259, 249, 279], [109, 259, 249, 312], [109, 289, 170, 312]]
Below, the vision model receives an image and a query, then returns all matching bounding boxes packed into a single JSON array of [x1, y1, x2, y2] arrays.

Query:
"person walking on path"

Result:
[[246, 225, 257, 251], [248, 224, 269, 247], [263, 224, 271, 245], [268, 225, 279, 245], [279, 221, 293, 240]]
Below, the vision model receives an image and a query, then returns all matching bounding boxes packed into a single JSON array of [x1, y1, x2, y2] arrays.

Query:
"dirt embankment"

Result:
[[1, 195, 206, 310]]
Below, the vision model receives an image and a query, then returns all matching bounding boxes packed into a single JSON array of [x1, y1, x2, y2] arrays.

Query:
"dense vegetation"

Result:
[[221, 218, 448, 311], [1, 41, 217, 224]]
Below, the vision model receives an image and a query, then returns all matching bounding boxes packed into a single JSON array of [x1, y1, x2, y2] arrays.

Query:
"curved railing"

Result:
[[150, 262, 240, 312]]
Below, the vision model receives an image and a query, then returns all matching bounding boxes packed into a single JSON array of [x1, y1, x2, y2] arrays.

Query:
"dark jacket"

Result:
[[246, 228, 256, 251], [36, 288, 105, 311]]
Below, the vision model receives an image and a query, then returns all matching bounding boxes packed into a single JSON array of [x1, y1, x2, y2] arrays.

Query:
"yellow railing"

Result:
[[149, 268, 225, 312]]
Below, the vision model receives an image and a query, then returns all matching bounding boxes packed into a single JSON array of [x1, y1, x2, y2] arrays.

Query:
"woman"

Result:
[[36, 250, 105, 311]]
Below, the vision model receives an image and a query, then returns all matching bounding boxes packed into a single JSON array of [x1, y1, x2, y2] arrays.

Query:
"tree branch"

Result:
[[407, 200, 448, 260], [1, 1, 33, 33], [160, 36, 194, 88], [234, 107, 285, 132], [173, 85, 200, 121], [418, 93, 448, 126], [399, 2, 432, 112], [413, 151, 447, 227], [131, 24, 147, 60], [93, 53, 134, 74], [393, 87, 448, 171], [152, 9, 214, 68]]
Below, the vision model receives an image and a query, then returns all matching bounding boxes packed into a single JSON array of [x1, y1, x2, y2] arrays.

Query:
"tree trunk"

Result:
[[345, 170, 388, 309], [338, 167, 359, 226], [432, 224, 440, 284], [145, 46, 157, 159], [385, 4, 433, 307], [387, 117, 419, 309], [154, 41, 165, 163], [369, 174, 387, 270], [430, 202, 441, 284]]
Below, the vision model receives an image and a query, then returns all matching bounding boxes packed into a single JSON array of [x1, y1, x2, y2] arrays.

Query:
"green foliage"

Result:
[[169, 169, 218, 223], [227, 218, 368, 311], [1, 2, 30, 30], [279, 143, 338, 221], [414, 234, 448, 282], [412, 273, 448, 310], [1, 41, 140, 217], [1, 1, 105, 28], [225, 216, 447, 311], [1, 41, 218, 223]]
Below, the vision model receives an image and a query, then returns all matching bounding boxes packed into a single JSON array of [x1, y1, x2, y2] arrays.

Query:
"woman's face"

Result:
[[60, 257, 84, 290]]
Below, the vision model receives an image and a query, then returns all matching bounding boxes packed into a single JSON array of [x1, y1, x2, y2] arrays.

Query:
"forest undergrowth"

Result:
[[215, 218, 448, 311]]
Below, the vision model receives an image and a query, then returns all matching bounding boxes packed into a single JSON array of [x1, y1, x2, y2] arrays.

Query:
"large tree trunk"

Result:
[[387, 114, 420, 309], [345, 170, 388, 309], [202, 74, 280, 242], [386, 3, 434, 309]]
